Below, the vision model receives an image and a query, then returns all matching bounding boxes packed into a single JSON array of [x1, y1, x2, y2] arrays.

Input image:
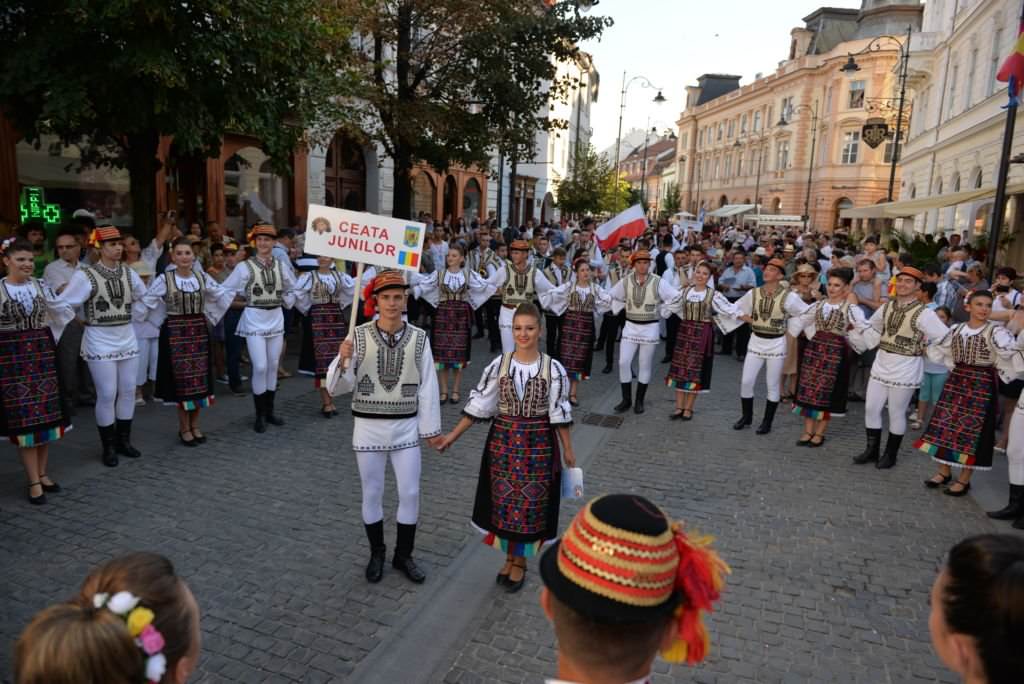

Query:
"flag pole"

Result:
[[342, 262, 365, 371]]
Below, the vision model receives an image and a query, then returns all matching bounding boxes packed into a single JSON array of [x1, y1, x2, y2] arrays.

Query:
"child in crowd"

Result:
[[129, 261, 160, 406], [911, 306, 951, 430]]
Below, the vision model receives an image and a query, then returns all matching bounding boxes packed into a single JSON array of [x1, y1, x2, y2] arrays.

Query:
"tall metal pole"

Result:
[[985, 2, 1023, 276], [886, 25, 912, 202], [496, 152, 504, 228], [802, 101, 819, 232], [613, 71, 627, 209], [753, 137, 764, 230], [640, 126, 651, 213], [695, 155, 702, 214]]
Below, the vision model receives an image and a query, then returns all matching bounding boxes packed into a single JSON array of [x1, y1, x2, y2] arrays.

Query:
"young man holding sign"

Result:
[[333, 271, 444, 584]]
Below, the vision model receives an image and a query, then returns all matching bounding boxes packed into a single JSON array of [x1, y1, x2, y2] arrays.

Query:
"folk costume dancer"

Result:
[[491, 240, 554, 354], [538, 257, 613, 406], [333, 271, 443, 584], [791, 267, 867, 447], [439, 303, 575, 593], [989, 310, 1024, 529], [849, 267, 949, 469], [0, 238, 74, 504], [661, 248, 690, 364], [663, 262, 741, 421], [467, 233, 500, 348], [413, 245, 492, 404], [732, 258, 809, 435], [539, 494, 729, 683], [220, 224, 298, 433], [608, 250, 680, 415], [596, 245, 632, 374], [917, 291, 1021, 495], [58, 226, 148, 467], [542, 250, 571, 360], [142, 238, 233, 447], [295, 257, 355, 418]]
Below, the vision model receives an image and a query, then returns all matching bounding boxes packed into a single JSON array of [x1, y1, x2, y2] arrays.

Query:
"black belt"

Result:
[[626, 318, 658, 325], [753, 332, 784, 339], [248, 304, 282, 310]]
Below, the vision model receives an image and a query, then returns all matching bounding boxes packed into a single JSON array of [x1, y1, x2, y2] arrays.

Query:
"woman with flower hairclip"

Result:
[[15, 551, 201, 684], [0, 237, 74, 504]]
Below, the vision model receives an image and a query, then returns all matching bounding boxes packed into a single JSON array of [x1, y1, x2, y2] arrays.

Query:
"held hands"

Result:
[[426, 435, 447, 452]]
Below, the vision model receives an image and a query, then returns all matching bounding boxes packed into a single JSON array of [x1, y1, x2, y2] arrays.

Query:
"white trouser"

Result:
[[618, 340, 656, 384], [1007, 409, 1024, 485], [246, 335, 283, 395], [740, 355, 785, 402], [356, 447, 422, 525], [864, 379, 916, 435], [136, 338, 159, 386], [88, 358, 139, 427]]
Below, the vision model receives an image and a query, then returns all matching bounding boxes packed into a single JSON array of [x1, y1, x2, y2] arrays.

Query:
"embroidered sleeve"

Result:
[[548, 359, 573, 425], [463, 356, 502, 420], [533, 269, 555, 295], [142, 273, 168, 311], [219, 263, 250, 298], [55, 270, 92, 308], [919, 307, 951, 344], [417, 338, 443, 439]]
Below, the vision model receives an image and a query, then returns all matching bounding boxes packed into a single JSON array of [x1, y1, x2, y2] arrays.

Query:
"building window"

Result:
[[712, 158, 719, 179], [697, 129, 704, 148], [753, 111, 762, 132], [966, 46, 979, 109], [840, 131, 860, 164], [727, 119, 735, 139], [990, 28, 1005, 96], [717, 124, 723, 142], [947, 63, 959, 119], [824, 85, 833, 113], [724, 153, 733, 176], [848, 80, 865, 109], [740, 114, 748, 133], [883, 131, 903, 164], [737, 153, 744, 177], [780, 96, 794, 122], [776, 140, 790, 170], [767, 106, 774, 128], [910, 184, 916, 199], [952, 172, 961, 192]]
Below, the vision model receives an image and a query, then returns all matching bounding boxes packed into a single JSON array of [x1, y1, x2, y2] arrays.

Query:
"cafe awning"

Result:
[[708, 203, 758, 218], [839, 181, 1024, 220], [749, 214, 805, 227]]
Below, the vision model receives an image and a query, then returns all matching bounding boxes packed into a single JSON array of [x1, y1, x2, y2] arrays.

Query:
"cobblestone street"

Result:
[[0, 336, 1013, 683]]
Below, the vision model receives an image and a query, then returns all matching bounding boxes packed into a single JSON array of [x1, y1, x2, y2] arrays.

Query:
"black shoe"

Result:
[[253, 393, 266, 433], [924, 473, 953, 489], [98, 424, 119, 467], [27, 482, 46, 506], [39, 475, 61, 493], [115, 419, 141, 458], [505, 561, 527, 593], [179, 431, 198, 447], [732, 398, 754, 430], [988, 484, 1024, 519], [660, 355, 671, 364], [230, 383, 247, 396], [393, 522, 426, 583], [943, 480, 971, 497], [634, 383, 647, 414], [601, 364, 613, 374], [670, 409, 685, 420], [264, 390, 285, 426], [755, 401, 778, 435], [392, 555, 426, 583], [852, 428, 882, 464], [876, 433, 902, 469], [613, 383, 632, 413], [191, 432, 207, 444], [364, 521, 386, 582]]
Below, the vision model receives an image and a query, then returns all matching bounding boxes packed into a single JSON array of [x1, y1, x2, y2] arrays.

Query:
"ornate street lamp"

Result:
[[613, 73, 666, 209]]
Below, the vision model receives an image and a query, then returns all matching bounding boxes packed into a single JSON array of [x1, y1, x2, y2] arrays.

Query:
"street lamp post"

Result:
[[840, 25, 912, 202], [638, 122, 677, 216], [777, 100, 820, 232], [613, 72, 666, 209], [735, 128, 771, 228]]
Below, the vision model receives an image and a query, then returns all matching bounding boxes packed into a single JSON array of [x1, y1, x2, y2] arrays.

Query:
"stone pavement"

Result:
[[0, 332, 1015, 683]]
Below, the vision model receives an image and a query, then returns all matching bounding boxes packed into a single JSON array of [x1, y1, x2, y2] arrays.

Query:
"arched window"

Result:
[[224, 146, 288, 234], [463, 178, 483, 219], [910, 184, 917, 199], [952, 172, 961, 192], [972, 167, 984, 189], [411, 172, 436, 218]]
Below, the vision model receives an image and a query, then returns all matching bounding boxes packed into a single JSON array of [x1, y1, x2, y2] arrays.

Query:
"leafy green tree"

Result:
[[555, 144, 624, 216], [338, 0, 611, 219], [0, 1, 353, 238], [661, 181, 681, 218]]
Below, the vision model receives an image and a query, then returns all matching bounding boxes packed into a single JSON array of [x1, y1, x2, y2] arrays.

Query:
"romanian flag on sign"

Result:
[[997, 11, 1024, 106], [398, 251, 419, 268]]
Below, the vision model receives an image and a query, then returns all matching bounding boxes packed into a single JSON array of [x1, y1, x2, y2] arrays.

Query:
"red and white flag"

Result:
[[595, 204, 647, 251]]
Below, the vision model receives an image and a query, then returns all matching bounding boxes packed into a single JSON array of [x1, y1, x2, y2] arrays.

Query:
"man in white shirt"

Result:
[[44, 228, 95, 415]]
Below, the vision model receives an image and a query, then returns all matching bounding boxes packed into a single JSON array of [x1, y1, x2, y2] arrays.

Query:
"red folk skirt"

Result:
[[792, 331, 851, 420], [0, 327, 70, 446], [914, 364, 998, 470], [558, 310, 595, 381], [432, 300, 473, 369], [155, 314, 215, 410], [666, 319, 715, 393]]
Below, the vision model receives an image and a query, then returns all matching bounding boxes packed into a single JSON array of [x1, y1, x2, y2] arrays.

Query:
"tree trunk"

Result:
[[125, 130, 161, 242], [392, 144, 413, 220], [508, 154, 518, 228]]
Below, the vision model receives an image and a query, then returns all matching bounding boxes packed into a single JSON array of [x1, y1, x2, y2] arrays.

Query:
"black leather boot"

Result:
[[876, 432, 903, 469], [252, 393, 266, 433], [634, 383, 648, 414], [755, 401, 778, 435], [392, 523, 426, 583], [264, 390, 285, 426], [988, 484, 1024, 520], [114, 419, 141, 458], [98, 424, 118, 467], [732, 398, 754, 430], [364, 521, 386, 583], [613, 383, 632, 413], [852, 428, 882, 464]]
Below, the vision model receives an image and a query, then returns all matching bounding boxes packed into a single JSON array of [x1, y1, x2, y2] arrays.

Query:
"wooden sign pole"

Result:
[[342, 262, 365, 371]]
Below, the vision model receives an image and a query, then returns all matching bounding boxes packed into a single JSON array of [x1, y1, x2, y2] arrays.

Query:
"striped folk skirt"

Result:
[[559, 310, 595, 381], [0, 327, 70, 446], [914, 364, 998, 470], [666, 319, 715, 393], [155, 314, 214, 410], [299, 303, 348, 387], [472, 415, 561, 557], [792, 331, 851, 420], [432, 299, 473, 370]]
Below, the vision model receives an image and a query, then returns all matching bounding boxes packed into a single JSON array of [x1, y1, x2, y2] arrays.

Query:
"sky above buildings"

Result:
[[581, 0, 863, 151]]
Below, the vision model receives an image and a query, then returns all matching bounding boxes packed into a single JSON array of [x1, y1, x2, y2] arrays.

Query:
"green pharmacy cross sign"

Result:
[[19, 186, 62, 225]]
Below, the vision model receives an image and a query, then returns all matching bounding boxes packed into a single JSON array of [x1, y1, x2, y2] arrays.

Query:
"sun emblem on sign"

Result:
[[403, 226, 420, 248]]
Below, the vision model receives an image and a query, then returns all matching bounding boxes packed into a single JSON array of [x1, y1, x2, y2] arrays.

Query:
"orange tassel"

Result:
[[362, 280, 376, 319]]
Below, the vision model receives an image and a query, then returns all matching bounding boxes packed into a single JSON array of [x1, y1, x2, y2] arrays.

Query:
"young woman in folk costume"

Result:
[[916, 291, 1024, 496], [0, 238, 74, 504], [538, 256, 613, 406], [662, 261, 742, 421], [219, 224, 298, 433], [295, 256, 355, 418], [57, 225, 148, 467], [790, 267, 868, 447], [413, 244, 493, 404], [141, 238, 233, 447], [438, 303, 575, 593]]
